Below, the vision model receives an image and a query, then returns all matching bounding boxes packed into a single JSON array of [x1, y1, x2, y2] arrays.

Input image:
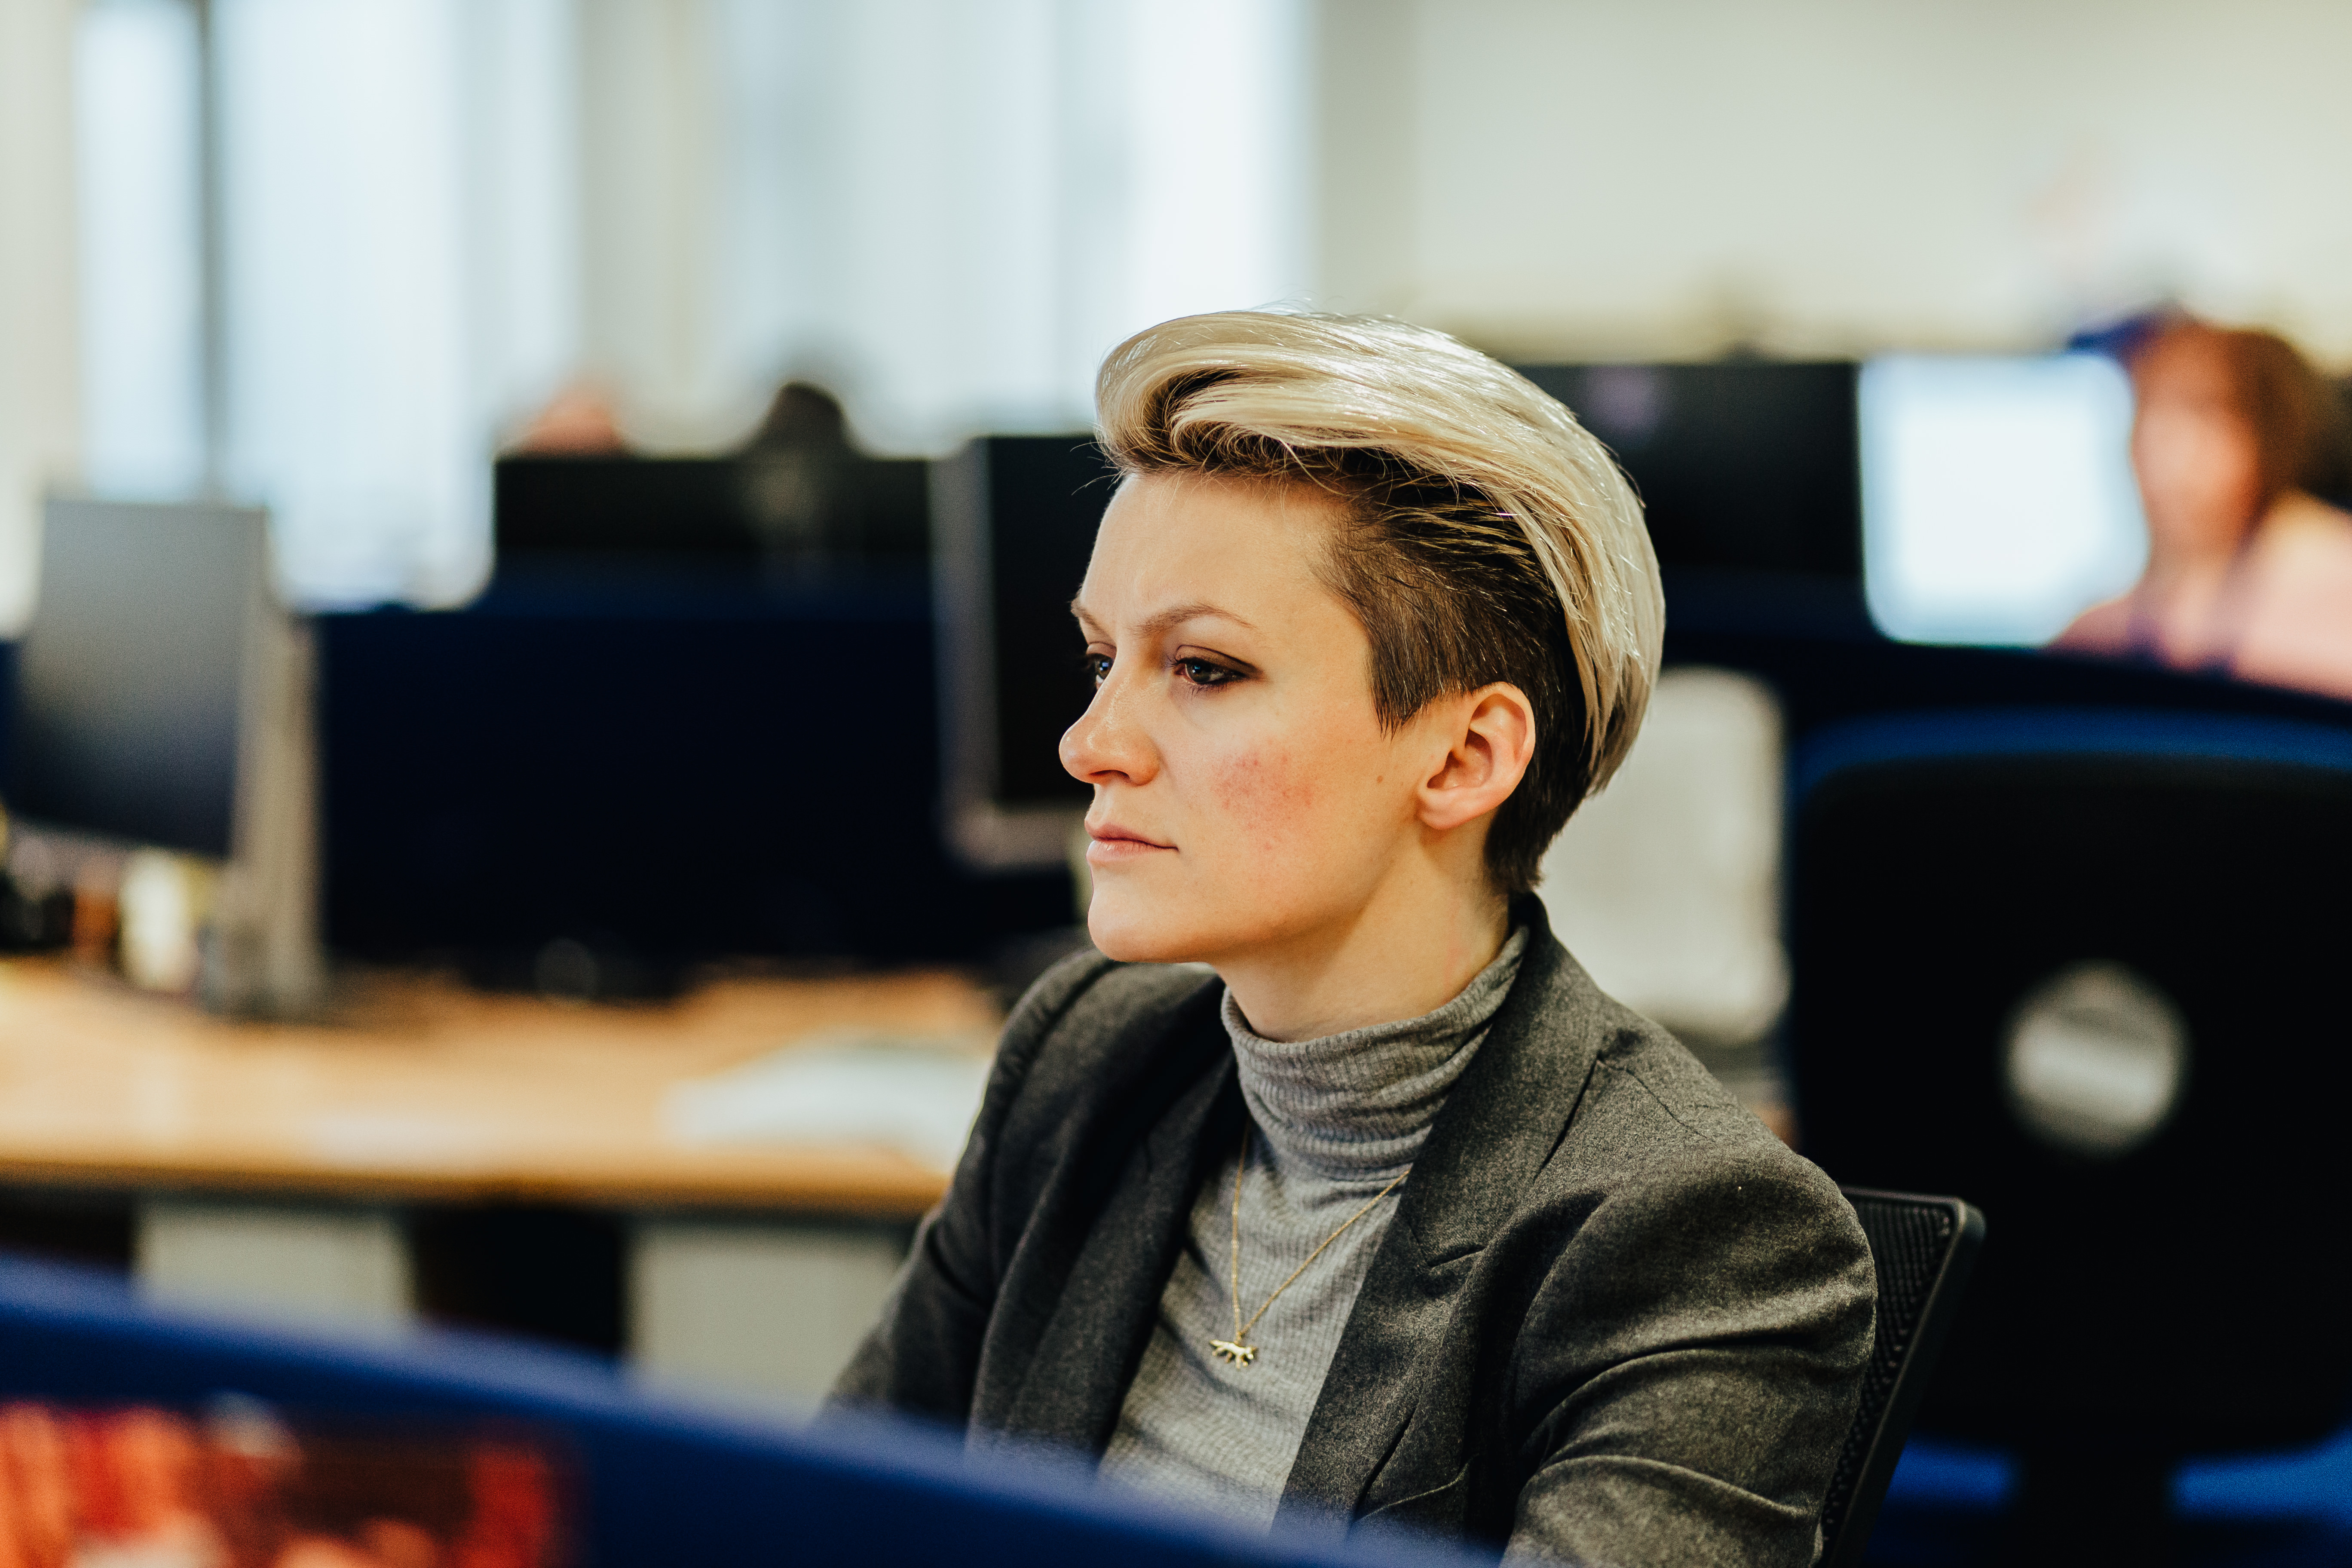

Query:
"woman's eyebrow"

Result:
[[1067, 597, 1256, 638]]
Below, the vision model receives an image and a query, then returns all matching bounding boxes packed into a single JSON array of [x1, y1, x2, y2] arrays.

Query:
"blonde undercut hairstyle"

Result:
[[1095, 310, 1664, 894]]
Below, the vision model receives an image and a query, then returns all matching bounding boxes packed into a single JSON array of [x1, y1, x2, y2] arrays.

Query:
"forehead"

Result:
[[1077, 471, 1350, 623]]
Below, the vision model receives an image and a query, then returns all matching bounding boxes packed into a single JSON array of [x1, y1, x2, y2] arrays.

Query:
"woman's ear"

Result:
[[1415, 682, 1536, 833]]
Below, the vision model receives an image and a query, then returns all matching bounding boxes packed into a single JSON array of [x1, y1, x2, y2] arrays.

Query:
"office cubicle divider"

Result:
[[0, 1254, 1486, 1568], [315, 587, 1076, 979]]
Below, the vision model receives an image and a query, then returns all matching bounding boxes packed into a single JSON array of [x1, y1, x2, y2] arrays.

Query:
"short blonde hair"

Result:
[[1096, 310, 1663, 891]]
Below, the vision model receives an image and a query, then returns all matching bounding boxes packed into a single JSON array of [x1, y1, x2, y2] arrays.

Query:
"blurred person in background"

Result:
[[504, 379, 628, 456], [833, 311, 1874, 1565], [739, 380, 850, 455], [2054, 320, 2352, 700]]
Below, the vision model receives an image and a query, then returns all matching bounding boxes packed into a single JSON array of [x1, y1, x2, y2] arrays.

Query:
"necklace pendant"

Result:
[[1209, 1338, 1258, 1366]]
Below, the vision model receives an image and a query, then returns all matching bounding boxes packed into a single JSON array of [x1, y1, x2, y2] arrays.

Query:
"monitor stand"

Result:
[[204, 608, 325, 1018]]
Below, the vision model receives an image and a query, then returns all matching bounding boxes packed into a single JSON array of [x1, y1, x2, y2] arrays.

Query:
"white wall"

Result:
[[38, 0, 2351, 618], [1318, 0, 2352, 363], [585, 0, 1314, 456], [0, 0, 81, 637], [214, 0, 583, 607], [76, 0, 206, 502], [40, 0, 1310, 612]]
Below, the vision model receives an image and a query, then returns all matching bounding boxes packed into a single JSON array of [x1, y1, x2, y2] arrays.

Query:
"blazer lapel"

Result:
[[984, 1000, 1243, 1456], [1277, 900, 1616, 1526]]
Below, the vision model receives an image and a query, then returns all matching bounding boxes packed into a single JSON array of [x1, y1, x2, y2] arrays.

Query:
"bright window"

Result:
[[72, 0, 1311, 609]]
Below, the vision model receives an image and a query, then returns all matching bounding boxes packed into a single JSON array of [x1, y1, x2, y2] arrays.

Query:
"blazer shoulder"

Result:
[[1596, 1012, 1777, 1145], [1550, 992, 1833, 1207], [1535, 997, 1870, 1332]]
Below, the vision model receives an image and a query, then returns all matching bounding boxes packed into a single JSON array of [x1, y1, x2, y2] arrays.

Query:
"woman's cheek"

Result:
[[1212, 745, 1317, 859]]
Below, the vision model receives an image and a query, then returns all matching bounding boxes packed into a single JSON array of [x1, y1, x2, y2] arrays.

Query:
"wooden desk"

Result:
[[0, 959, 999, 1218]]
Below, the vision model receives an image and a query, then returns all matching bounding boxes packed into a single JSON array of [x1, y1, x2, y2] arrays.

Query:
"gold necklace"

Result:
[[1208, 1132, 1410, 1367]]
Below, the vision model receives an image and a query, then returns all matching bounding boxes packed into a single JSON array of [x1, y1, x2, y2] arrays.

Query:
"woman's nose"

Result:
[[1060, 674, 1155, 786]]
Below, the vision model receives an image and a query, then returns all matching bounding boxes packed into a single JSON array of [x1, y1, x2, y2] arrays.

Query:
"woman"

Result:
[[2054, 319, 2352, 701], [833, 312, 1874, 1564]]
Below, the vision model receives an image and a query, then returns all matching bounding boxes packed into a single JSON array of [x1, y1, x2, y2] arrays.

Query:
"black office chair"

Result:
[[1787, 706, 2352, 1561], [1817, 1189, 1986, 1568]]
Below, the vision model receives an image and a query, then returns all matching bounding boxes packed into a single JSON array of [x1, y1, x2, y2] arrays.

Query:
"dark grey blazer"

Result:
[[833, 901, 1875, 1563]]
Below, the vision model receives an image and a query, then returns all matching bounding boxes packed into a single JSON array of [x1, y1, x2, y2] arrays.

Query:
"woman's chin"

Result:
[[1084, 900, 1212, 966]]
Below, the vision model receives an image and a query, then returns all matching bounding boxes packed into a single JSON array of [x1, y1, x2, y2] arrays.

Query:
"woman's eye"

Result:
[[1175, 657, 1239, 688], [1082, 653, 1113, 686]]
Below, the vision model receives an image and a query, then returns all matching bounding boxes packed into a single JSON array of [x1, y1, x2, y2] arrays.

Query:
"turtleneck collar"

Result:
[[1220, 926, 1528, 1184]]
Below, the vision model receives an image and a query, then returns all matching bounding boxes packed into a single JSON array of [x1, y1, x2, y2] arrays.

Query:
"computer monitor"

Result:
[[932, 435, 1114, 870], [1859, 353, 2147, 647], [1515, 361, 1862, 579], [329, 451, 1076, 980], [495, 457, 753, 560], [11, 498, 321, 1014], [12, 499, 255, 854], [494, 454, 929, 576]]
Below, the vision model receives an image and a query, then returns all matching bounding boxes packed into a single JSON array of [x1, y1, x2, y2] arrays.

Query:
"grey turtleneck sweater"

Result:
[[1097, 928, 1529, 1523]]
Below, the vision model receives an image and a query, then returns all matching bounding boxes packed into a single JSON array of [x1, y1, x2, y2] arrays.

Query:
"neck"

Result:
[[1215, 872, 1511, 1042]]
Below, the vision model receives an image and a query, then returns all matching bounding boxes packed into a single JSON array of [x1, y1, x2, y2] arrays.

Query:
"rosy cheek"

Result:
[[1213, 747, 1315, 851]]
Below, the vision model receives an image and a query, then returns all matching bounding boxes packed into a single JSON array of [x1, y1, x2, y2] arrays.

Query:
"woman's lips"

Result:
[[1085, 825, 1173, 865]]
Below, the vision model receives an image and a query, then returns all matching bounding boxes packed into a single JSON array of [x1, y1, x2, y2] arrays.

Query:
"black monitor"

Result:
[[10, 498, 322, 1013], [11, 499, 263, 855], [1515, 361, 1862, 579], [324, 445, 1082, 984], [932, 435, 1115, 869], [494, 455, 928, 576]]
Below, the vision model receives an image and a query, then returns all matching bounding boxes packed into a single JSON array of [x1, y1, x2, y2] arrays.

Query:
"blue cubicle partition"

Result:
[[0, 1254, 1484, 1568]]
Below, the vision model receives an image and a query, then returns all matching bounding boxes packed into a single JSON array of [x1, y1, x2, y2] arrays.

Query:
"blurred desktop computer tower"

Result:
[[10, 498, 322, 1015], [931, 435, 1112, 871]]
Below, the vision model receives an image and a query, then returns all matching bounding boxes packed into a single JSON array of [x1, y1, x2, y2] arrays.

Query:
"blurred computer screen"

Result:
[[1516, 361, 1862, 580], [0, 1399, 565, 1568], [934, 435, 1114, 871], [493, 455, 929, 579], [11, 499, 265, 856], [1860, 353, 2147, 646], [12, 497, 324, 1014]]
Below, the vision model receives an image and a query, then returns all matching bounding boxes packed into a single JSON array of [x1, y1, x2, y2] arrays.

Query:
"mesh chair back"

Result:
[[1789, 708, 2352, 1455], [1817, 1189, 1985, 1568]]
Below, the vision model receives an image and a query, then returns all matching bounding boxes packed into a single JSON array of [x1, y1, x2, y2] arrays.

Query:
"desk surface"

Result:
[[0, 960, 1001, 1216]]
